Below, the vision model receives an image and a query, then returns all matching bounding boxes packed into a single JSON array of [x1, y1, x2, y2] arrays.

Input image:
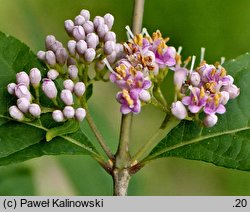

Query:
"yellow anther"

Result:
[[152, 30, 162, 40], [205, 82, 217, 93], [214, 93, 221, 106], [133, 34, 143, 46], [115, 65, 126, 78], [184, 56, 192, 66], [122, 89, 134, 106], [129, 66, 137, 76], [200, 86, 205, 98], [211, 68, 216, 76], [220, 67, 227, 77], [126, 79, 133, 86]]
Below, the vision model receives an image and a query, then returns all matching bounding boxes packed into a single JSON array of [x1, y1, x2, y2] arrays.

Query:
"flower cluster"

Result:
[[171, 53, 240, 127], [107, 28, 177, 114]]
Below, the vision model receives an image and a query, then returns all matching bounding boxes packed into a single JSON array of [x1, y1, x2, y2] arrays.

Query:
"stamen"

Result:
[[125, 25, 134, 39], [184, 56, 191, 68], [200, 47, 205, 63], [220, 57, 225, 65], [103, 58, 117, 76], [190, 55, 196, 72], [177, 46, 183, 55]]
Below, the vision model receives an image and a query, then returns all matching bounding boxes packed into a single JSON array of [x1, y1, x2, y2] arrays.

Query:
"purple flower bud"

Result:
[[29, 68, 41, 87], [74, 82, 86, 97], [45, 35, 56, 51], [7, 83, 16, 95], [75, 108, 86, 121], [29, 103, 41, 117], [63, 106, 75, 119], [84, 48, 96, 62], [47, 69, 59, 80], [97, 24, 109, 39], [115, 43, 124, 59], [17, 97, 30, 113], [63, 79, 74, 92], [42, 78, 58, 99], [52, 110, 65, 122], [86, 33, 99, 49], [227, 84, 240, 99], [74, 15, 85, 26], [55, 48, 68, 65], [9, 105, 24, 121], [95, 60, 105, 71], [45, 51, 56, 67], [67, 40, 76, 55], [220, 91, 230, 105], [60, 89, 74, 105], [16, 71, 30, 87], [68, 65, 78, 80], [174, 68, 188, 90], [190, 72, 201, 87], [37, 50, 46, 61], [139, 90, 151, 102], [72, 26, 85, 41], [104, 31, 116, 42], [104, 13, 114, 30], [64, 20, 75, 35], [104, 41, 116, 55], [171, 101, 187, 120], [80, 9, 90, 21], [67, 57, 77, 66], [106, 51, 117, 64], [76, 40, 87, 55], [93, 16, 104, 29], [50, 41, 63, 52], [15, 83, 32, 101], [83, 21, 94, 34], [204, 114, 218, 127]]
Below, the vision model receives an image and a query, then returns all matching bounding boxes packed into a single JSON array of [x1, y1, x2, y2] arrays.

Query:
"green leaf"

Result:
[[86, 83, 93, 101], [147, 53, 250, 171]]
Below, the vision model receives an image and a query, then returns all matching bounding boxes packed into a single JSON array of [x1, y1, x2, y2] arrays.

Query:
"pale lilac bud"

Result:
[[72, 26, 85, 41], [104, 13, 114, 30], [97, 24, 109, 39], [104, 41, 116, 55], [115, 43, 124, 59], [7, 83, 16, 95], [29, 68, 41, 87], [171, 101, 187, 120], [68, 65, 78, 80], [220, 91, 230, 105], [76, 40, 87, 55], [15, 84, 32, 101], [75, 108, 86, 121], [74, 15, 85, 26], [17, 97, 30, 113], [84, 48, 96, 62], [67, 57, 77, 66], [45, 51, 56, 66], [50, 41, 63, 52], [174, 68, 187, 90], [86, 33, 99, 49], [60, 89, 74, 105], [16, 71, 30, 87], [95, 60, 105, 71], [74, 82, 86, 97], [42, 78, 58, 99], [45, 35, 56, 50], [139, 90, 151, 102], [83, 21, 94, 34], [52, 110, 65, 122], [9, 105, 24, 121], [64, 20, 75, 35], [204, 114, 218, 127], [190, 72, 201, 87], [104, 31, 116, 42], [106, 51, 117, 64], [55, 48, 68, 65], [93, 16, 104, 29], [37, 50, 46, 61], [67, 40, 76, 55], [47, 69, 59, 80], [80, 9, 90, 21], [63, 106, 75, 119], [29, 103, 41, 117], [63, 79, 74, 92], [227, 84, 240, 99]]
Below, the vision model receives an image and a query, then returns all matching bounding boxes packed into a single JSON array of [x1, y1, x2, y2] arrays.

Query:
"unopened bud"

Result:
[[104, 41, 116, 55], [75, 108, 86, 121], [52, 110, 64, 122], [60, 89, 74, 106], [9, 105, 24, 121], [15, 83, 32, 101], [50, 41, 63, 52], [29, 103, 41, 117], [37, 50, 46, 61], [171, 101, 187, 120], [86, 33, 99, 49], [67, 40, 76, 55], [106, 51, 117, 64], [68, 65, 78, 80], [84, 48, 96, 62], [72, 26, 85, 41], [45, 35, 56, 50], [63, 106, 75, 119], [104, 13, 114, 30], [115, 43, 124, 59], [64, 20, 75, 35], [16, 71, 30, 87], [83, 21, 94, 34], [17, 97, 30, 113], [63, 79, 74, 92], [76, 40, 87, 55], [174, 68, 188, 90], [204, 114, 218, 127], [74, 15, 85, 26], [227, 84, 240, 99], [220, 91, 230, 105], [80, 9, 90, 21], [139, 90, 151, 102], [97, 24, 109, 39], [67, 57, 77, 66], [93, 16, 104, 29], [29, 68, 41, 87], [42, 78, 58, 99], [47, 69, 59, 80], [95, 60, 105, 71], [104, 31, 116, 42], [55, 48, 68, 65], [74, 82, 86, 97], [45, 51, 56, 66], [7, 83, 16, 95], [190, 72, 201, 87]]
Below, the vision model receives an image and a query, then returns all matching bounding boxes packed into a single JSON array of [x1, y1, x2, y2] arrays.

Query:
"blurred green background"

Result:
[[1, 0, 250, 195]]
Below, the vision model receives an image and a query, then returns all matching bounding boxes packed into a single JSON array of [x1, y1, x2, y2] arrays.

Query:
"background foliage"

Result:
[[0, 0, 250, 195]]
